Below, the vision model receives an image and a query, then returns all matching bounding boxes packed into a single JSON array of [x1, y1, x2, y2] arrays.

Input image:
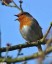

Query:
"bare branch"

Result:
[[0, 39, 52, 52], [0, 39, 46, 52], [0, 46, 52, 63]]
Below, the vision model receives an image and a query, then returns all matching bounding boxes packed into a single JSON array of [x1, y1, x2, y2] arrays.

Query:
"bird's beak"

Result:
[[14, 15, 19, 17], [14, 15, 19, 21], [15, 19, 19, 21]]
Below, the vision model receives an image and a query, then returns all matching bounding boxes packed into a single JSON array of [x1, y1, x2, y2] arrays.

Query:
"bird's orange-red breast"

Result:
[[15, 12, 43, 42]]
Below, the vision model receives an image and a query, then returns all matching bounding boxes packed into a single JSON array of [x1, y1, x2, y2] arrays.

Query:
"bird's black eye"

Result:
[[21, 13, 23, 16]]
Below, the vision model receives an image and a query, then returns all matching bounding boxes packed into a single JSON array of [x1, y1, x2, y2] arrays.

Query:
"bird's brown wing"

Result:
[[31, 18, 43, 39]]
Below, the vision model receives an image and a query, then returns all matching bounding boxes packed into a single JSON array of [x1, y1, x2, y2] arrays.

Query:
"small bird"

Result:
[[15, 12, 43, 61], [15, 12, 43, 42]]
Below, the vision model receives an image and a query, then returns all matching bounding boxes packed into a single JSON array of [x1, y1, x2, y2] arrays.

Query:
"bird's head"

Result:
[[15, 12, 31, 22]]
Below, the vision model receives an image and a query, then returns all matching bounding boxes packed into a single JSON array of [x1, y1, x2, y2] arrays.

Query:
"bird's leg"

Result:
[[26, 41, 31, 44]]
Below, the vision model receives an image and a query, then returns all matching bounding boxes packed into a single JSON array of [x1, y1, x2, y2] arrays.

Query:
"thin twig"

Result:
[[2, 46, 9, 62], [12, 0, 22, 12], [41, 23, 52, 42], [6, 4, 18, 7], [19, 0, 23, 12]]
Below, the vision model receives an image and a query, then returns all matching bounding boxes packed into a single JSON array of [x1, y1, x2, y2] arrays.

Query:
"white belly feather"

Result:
[[20, 25, 30, 39]]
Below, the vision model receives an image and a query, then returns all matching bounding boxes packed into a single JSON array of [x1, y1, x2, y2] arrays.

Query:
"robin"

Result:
[[15, 12, 43, 51]]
